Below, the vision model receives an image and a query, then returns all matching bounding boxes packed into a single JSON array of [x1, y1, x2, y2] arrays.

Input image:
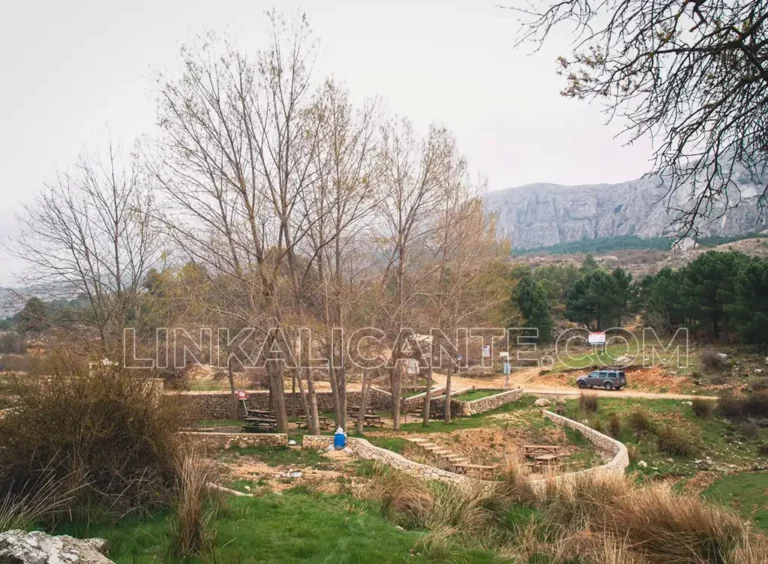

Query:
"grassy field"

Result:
[[560, 396, 768, 478], [53, 490, 505, 563], [703, 472, 768, 530]]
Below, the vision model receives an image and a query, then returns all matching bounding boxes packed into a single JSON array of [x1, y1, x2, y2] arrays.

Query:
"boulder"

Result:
[[615, 355, 632, 364], [0, 529, 112, 563], [534, 398, 552, 407]]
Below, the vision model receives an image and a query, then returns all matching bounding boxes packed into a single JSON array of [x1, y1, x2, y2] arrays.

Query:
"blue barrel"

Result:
[[334, 427, 346, 449]]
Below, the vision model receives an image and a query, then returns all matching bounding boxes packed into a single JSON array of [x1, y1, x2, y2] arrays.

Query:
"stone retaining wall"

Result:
[[535, 410, 630, 487], [181, 431, 288, 449], [302, 435, 470, 485], [302, 409, 628, 489], [430, 388, 523, 418], [460, 388, 524, 416], [174, 388, 393, 420]]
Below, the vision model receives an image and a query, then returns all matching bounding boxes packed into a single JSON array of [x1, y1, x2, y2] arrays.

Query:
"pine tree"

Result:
[[513, 276, 554, 343]]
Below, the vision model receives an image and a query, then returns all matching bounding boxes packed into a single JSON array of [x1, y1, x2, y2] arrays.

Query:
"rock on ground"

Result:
[[0, 529, 113, 563], [534, 398, 552, 407]]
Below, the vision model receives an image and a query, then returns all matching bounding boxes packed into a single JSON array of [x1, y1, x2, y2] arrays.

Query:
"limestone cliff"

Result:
[[484, 170, 768, 250]]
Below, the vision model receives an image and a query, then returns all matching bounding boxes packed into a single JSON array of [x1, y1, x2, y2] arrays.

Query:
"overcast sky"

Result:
[[0, 1, 654, 286]]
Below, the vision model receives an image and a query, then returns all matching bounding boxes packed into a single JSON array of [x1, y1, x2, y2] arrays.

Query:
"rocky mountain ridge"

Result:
[[484, 171, 768, 250]]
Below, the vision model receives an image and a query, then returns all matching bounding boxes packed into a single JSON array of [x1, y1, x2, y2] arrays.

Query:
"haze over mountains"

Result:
[[484, 167, 768, 250]]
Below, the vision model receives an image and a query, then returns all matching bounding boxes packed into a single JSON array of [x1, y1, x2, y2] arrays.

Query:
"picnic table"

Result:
[[242, 416, 277, 432], [523, 445, 563, 457], [524, 453, 564, 474], [349, 406, 377, 416], [348, 412, 384, 427], [297, 415, 332, 430]]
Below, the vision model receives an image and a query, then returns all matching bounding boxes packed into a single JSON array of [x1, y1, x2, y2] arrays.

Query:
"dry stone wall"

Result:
[[181, 431, 288, 449], [174, 388, 393, 420], [430, 388, 523, 418], [302, 409, 628, 490], [302, 435, 471, 485]]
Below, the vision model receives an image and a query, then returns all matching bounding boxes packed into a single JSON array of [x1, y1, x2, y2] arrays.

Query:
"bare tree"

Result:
[[13, 142, 159, 357], [510, 0, 768, 236], [302, 80, 380, 430], [376, 120, 459, 430], [151, 14, 324, 432]]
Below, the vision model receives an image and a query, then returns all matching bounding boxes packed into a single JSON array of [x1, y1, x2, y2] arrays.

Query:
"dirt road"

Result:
[[430, 368, 716, 401]]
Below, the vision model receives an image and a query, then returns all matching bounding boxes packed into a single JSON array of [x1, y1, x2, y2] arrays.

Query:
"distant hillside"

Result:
[[514, 233, 768, 256], [484, 165, 768, 250]]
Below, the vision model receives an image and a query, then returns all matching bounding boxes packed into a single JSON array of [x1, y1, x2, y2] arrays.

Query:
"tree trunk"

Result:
[[391, 364, 402, 431], [266, 352, 289, 432], [357, 369, 370, 435], [227, 356, 238, 420], [305, 366, 321, 434], [422, 356, 432, 426], [293, 365, 315, 435], [444, 365, 453, 423], [326, 342, 342, 428]]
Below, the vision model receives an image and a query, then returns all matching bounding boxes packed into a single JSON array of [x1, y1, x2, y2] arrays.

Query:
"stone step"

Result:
[[431, 449, 452, 456], [407, 437, 428, 443], [421, 444, 440, 450]]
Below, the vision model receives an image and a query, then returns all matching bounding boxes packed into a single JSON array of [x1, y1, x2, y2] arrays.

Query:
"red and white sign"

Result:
[[588, 332, 606, 345], [236, 390, 248, 401]]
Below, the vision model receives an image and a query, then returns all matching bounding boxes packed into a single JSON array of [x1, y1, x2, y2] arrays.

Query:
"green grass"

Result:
[[702, 473, 768, 530], [453, 390, 502, 402], [52, 491, 504, 563], [561, 397, 768, 479], [548, 343, 641, 372]]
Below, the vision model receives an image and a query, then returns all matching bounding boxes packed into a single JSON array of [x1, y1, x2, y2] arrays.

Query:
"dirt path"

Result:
[[430, 368, 716, 401]]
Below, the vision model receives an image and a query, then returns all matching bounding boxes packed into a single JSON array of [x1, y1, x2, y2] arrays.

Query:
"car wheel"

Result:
[[577, 381, 586, 389], [604, 382, 614, 391]]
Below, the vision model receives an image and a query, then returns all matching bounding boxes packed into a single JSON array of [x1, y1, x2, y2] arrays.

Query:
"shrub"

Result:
[[757, 443, 768, 457], [603, 414, 620, 438], [747, 378, 768, 393], [628, 409, 655, 436], [579, 393, 599, 415], [739, 421, 760, 439], [692, 398, 715, 418], [0, 367, 181, 512], [699, 349, 727, 371], [718, 391, 768, 420], [656, 425, 698, 457]]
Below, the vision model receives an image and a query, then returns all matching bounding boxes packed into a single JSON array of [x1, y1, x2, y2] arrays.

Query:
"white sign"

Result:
[[482, 345, 491, 358], [588, 332, 606, 345], [499, 351, 509, 358]]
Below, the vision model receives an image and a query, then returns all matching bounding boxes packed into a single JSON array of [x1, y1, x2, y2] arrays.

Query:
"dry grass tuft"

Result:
[[579, 392, 599, 414], [692, 397, 715, 418], [355, 463, 433, 528], [169, 450, 215, 559]]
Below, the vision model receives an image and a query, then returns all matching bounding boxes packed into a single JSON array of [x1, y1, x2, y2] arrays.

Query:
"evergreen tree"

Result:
[[681, 251, 746, 338], [16, 297, 50, 335], [565, 270, 622, 330], [513, 276, 554, 343], [580, 253, 599, 274], [640, 268, 686, 332], [729, 257, 768, 345]]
